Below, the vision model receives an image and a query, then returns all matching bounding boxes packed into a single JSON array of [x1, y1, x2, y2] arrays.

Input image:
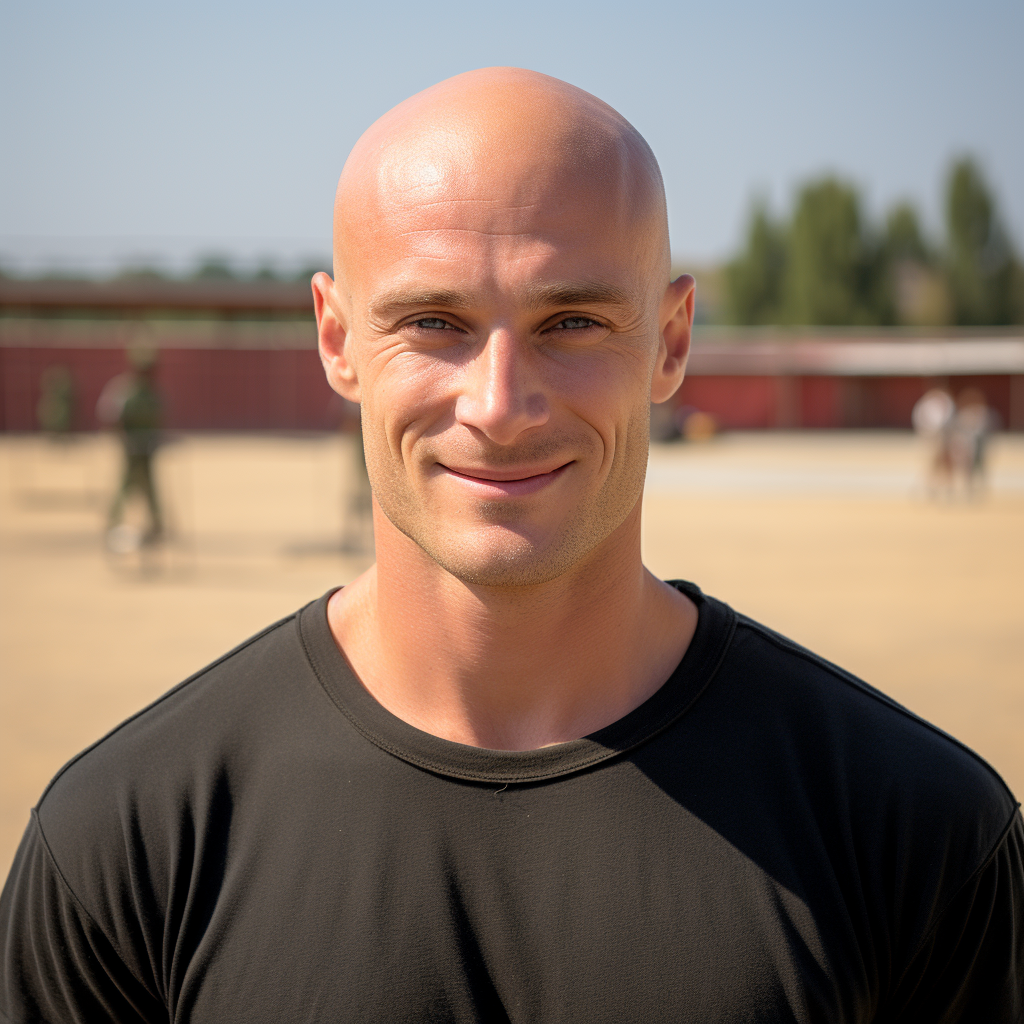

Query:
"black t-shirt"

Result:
[[2, 582, 1021, 1023]]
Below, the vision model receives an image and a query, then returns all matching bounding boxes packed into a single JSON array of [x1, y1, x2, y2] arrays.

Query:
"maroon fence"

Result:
[[0, 345, 340, 432], [1, 278, 1022, 432], [4, 342, 1020, 433]]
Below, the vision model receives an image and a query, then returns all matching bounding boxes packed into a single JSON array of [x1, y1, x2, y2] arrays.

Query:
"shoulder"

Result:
[[718, 608, 1018, 865], [685, 601, 1022, 974], [33, 606, 314, 903], [733, 612, 1014, 800], [42, 608, 300, 792]]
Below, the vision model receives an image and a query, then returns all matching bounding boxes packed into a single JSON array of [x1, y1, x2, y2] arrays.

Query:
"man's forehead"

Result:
[[340, 179, 648, 307], [349, 211, 652, 314], [340, 195, 657, 328]]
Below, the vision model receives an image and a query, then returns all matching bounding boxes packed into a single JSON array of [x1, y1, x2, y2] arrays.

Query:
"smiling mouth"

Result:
[[439, 462, 572, 495]]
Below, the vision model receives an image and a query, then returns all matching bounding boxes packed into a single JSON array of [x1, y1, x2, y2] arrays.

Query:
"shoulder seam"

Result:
[[890, 806, 1023, 1003], [734, 617, 1018, 802], [27, 810, 158, 1006], [37, 609, 301, 806]]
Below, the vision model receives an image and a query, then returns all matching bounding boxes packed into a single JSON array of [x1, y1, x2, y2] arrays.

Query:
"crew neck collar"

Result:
[[298, 580, 736, 785]]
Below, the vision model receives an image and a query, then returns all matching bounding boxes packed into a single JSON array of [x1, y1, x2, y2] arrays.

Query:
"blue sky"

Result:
[[1, 0, 1021, 275]]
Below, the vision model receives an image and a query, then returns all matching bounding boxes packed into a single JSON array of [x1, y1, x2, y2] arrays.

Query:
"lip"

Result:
[[438, 462, 572, 497]]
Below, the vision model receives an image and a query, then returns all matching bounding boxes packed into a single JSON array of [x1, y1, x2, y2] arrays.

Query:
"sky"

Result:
[[1, 0, 1021, 276]]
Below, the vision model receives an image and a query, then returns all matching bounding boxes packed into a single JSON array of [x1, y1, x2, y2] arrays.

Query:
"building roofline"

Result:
[[0, 278, 314, 314]]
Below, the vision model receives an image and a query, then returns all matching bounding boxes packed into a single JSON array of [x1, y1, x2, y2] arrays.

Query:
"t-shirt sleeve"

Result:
[[885, 808, 1024, 1023], [0, 813, 165, 1023]]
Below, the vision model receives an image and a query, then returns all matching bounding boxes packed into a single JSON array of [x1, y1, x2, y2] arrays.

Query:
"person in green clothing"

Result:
[[338, 396, 373, 553], [36, 365, 76, 436], [96, 344, 163, 546]]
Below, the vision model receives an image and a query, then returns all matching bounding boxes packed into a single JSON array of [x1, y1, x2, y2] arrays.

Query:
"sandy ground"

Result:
[[1, 430, 1022, 876]]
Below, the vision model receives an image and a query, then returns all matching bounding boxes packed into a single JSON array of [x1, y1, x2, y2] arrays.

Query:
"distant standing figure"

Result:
[[36, 365, 76, 436], [911, 387, 955, 496], [950, 388, 997, 496], [96, 346, 163, 546], [338, 398, 373, 553]]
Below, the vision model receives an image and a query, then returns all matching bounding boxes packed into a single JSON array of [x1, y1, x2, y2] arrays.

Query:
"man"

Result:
[[97, 344, 164, 548], [36, 364, 76, 436], [2, 68, 1021, 1022]]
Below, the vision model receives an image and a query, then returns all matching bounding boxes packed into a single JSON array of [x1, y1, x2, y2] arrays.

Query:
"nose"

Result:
[[454, 330, 550, 445]]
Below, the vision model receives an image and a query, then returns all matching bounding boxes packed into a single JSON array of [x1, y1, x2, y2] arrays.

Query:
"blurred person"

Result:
[[338, 396, 373, 553], [2, 69, 1022, 1023], [676, 403, 719, 441], [911, 385, 955, 496], [950, 387, 997, 496], [36, 365, 76, 436], [96, 344, 164, 547], [649, 397, 680, 441]]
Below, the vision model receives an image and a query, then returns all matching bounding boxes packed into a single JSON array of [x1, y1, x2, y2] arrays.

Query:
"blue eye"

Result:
[[553, 317, 597, 330], [414, 318, 453, 330]]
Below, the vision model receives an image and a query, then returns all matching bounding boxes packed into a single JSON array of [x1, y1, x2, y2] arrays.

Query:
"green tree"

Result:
[[192, 255, 237, 281], [883, 203, 929, 265], [724, 201, 786, 324], [782, 178, 881, 326], [945, 157, 1021, 325], [293, 258, 333, 284], [252, 261, 280, 282]]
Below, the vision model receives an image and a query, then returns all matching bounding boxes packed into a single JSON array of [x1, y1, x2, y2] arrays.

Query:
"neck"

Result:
[[328, 500, 697, 750]]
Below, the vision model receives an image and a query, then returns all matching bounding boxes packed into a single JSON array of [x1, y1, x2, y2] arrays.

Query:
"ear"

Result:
[[650, 274, 695, 404], [312, 272, 360, 402]]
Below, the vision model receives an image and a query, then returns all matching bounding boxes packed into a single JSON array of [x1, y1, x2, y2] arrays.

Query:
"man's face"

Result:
[[327, 145, 674, 588]]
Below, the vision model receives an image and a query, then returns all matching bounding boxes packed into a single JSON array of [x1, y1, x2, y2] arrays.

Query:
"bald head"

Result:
[[332, 68, 670, 295]]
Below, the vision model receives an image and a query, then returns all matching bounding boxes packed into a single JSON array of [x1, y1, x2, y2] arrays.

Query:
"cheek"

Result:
[[557, 354, 650, 447], [361, 353, 461, 458]]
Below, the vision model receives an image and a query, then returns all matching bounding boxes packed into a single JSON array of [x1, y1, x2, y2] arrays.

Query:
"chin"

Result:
[[420, 522, 596, 589], [439, 556, 568, 589], [376, 484, 638, 589], [432, 534, 575, 588]]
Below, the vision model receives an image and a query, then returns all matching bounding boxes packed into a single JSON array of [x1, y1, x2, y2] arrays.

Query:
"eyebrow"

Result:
[[368, 289, 471, 321], [367, 281, 635, 323], [525, 282, 634, 311]]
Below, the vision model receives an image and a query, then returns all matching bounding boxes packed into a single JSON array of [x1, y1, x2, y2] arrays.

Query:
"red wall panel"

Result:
[[2, 346, 1019, 432], [1, 347, 339, 431], [675, 376, 778, 429]]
